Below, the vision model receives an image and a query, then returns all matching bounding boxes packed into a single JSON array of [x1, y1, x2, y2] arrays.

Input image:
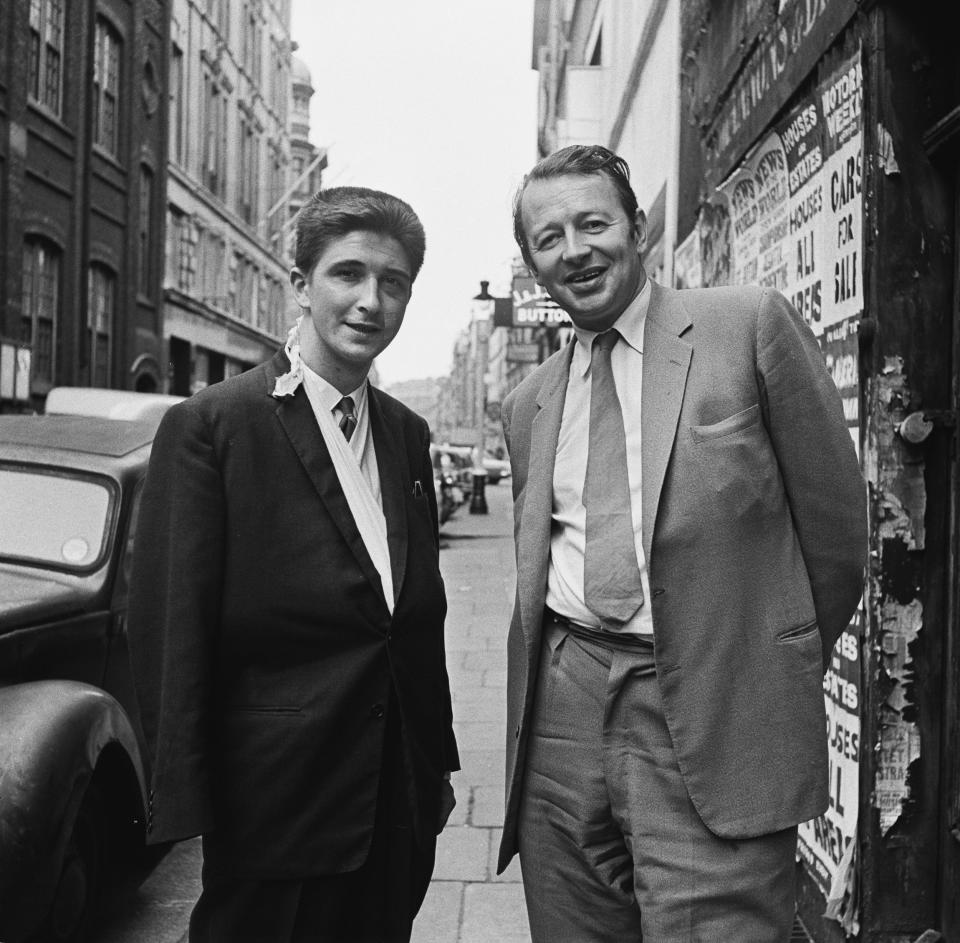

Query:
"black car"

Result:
[[0, 408, 173, 942]]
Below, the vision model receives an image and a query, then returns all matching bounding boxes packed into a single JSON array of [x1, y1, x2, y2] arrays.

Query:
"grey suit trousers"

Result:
[[517, 618, 798, 942]]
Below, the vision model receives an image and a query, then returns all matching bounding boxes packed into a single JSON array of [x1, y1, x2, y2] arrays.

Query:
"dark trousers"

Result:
[[518, 617, 798, 942], [189, 703, 436, 943]]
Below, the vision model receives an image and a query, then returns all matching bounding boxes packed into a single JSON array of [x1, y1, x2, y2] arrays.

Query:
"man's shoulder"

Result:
[[666, 283, 765, 314], [660, 284, 800, 338]]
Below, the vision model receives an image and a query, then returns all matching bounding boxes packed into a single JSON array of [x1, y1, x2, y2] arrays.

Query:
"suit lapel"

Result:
[[272, 369, 388, 610], [517, 343, 574, 657], [641, 283, 692, 563], [369, 389, 408, 605]]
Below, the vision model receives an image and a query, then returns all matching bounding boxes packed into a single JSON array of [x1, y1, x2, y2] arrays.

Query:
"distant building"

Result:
[[0, 0, 171, 406], [383, 377, 441, 431], [163, 0, 297, 394], [285, 52, 327, 257]]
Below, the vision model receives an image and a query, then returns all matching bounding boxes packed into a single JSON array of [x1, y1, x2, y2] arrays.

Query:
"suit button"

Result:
[[371, 704, 385, 718], [651, 587, 665, 598]]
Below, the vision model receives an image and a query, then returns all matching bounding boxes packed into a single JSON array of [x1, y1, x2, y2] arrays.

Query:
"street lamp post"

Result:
[[469, 281, 494, 514]]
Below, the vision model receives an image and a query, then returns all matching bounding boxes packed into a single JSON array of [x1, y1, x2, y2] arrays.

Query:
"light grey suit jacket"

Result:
[[497, 282, 867, 872]]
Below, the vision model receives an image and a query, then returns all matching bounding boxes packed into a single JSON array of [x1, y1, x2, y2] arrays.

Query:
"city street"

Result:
[[95, 481, 530, 943]]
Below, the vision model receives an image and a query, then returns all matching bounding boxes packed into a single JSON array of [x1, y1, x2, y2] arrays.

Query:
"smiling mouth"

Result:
[[346, 322, 380, 335], [565, 267, 606, 286]]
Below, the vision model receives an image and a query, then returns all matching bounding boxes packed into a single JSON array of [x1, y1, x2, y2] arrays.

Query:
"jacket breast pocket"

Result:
[[688, 403, 782, 519], [689, 403, 760, 443]]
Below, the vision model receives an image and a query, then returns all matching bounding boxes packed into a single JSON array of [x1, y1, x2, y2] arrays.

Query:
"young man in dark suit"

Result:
[[498, 146, 867, 941], [129, 187, 458, 943]]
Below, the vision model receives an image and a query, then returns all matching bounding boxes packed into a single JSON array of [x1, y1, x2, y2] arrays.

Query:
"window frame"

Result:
[[92, 16, 122, 157]]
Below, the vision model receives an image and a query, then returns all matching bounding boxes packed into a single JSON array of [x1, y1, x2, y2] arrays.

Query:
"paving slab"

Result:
[[453, 720, 507, 751], [455, 748, 505, 786], [460, 883, 532, 943], [411, 880, 464, 943], [432, 825, 494, 882], [470, 784, 506, 828]]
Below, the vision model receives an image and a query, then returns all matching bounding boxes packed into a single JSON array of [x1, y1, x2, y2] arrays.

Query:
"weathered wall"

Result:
[[858, 4, 955, 938]]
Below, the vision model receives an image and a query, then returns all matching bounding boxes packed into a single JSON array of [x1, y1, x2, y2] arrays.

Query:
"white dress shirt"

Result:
[[300, 363, 394, 613], [546, 278, 653, 637]]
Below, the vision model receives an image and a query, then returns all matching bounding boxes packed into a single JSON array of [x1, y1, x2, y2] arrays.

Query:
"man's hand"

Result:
[[438, 773, 456, 831]]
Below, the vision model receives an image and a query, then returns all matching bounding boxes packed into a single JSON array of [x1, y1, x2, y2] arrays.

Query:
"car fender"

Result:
[[0, 679, 146, 939]]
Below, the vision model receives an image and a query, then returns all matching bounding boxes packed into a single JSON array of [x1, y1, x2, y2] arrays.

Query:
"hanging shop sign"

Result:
[[506, 342, 541, 364], [510, 276, 571, 328]]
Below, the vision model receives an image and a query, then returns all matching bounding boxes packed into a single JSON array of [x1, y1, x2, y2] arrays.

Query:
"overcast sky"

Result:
[[289, 1, 539, 386]]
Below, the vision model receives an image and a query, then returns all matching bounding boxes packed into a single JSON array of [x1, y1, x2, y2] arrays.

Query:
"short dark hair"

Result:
[[512, 145, 640, 270], [294, 186, 426, 280]]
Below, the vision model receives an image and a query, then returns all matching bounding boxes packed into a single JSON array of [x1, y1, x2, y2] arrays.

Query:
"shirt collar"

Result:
[[571, 277, 651, 378], [300, 361, 368, 418]]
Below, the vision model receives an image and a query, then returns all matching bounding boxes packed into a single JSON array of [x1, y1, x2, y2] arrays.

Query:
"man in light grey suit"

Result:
[[497, 145, 867, 941]]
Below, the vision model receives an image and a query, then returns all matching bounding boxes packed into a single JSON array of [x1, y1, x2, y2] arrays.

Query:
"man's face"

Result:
[[290, 230, 412, 384], [520, 173, 646, 333]]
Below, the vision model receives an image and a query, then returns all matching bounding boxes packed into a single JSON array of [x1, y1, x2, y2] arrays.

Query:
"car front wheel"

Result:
[[34, 784, 103, 943]]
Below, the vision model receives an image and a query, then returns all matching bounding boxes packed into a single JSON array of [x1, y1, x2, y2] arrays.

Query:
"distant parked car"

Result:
[[481, 453, 511, 485], [430, 444, 472, 524], [0, 390, 180, 943]]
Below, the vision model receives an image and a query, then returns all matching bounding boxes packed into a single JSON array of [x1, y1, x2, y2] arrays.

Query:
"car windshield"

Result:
[[0, 465, 114, 570]]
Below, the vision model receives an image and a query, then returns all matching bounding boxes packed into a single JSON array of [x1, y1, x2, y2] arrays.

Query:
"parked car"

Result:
[[0, 391, 180, 942], [481, 453, 511, 485], [430, 444, 471, 524]]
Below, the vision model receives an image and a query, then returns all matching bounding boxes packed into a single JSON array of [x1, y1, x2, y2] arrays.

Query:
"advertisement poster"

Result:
[[797, 609, 861, 900], [691, 51, 863, 341], [673, 228, 702, 289]]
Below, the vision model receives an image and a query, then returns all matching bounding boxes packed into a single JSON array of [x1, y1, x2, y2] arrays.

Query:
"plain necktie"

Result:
[[337, 396, 357, 442], [583, 329, 645, 628]]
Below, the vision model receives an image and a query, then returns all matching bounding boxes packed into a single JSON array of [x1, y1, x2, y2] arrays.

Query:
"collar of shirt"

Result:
[[570, 276, 651, 378], [299, 363, 369, 450]]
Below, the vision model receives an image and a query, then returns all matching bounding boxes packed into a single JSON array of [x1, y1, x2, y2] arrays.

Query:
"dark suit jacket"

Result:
[[129, 349, 458, 880], [497, 284, 867, 871]]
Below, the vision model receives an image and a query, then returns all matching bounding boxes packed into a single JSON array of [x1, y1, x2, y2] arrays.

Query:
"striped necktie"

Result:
[[337, 396, 357, 442]]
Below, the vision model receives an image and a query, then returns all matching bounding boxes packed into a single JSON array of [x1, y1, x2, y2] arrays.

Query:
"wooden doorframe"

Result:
[[938, 156, 960, 938]]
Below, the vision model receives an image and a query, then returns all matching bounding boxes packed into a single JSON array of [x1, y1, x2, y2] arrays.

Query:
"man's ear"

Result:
[[634, 209, 648, 254], [289, 266, 310, 308]]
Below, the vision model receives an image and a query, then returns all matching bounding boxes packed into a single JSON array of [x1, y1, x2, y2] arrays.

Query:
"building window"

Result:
[[588, 27, 603, 66], [256, 269, 267, 328], [87, 264, 115, 387], [237, 111, 259, 224], [198, 229, 226, 308], [138, 165, 154, 296], [243, 1, 262, 83], [167, 207, 196, 292], [169, 43, 184, 164], [228, 251, 242, 315], [267, 147, 284, 242], [93, 18, 121, 155], [203, 75, 227, 198], [270, 276, 286, 337], [271, 39, 286, 119], [28, 0, 64, 114], [21, 237, 61, 387]]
